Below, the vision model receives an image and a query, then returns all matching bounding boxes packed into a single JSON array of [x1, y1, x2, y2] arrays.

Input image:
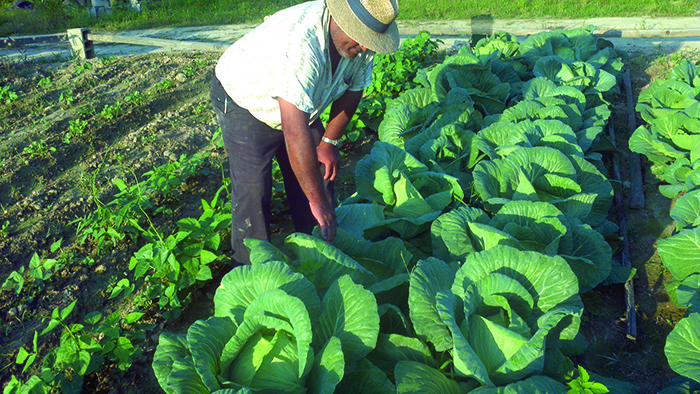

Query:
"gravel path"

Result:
[[1, 16, 699, 62]]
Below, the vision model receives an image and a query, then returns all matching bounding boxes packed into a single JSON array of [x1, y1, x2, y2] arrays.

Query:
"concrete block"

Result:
[[67, 28, 94, 59]]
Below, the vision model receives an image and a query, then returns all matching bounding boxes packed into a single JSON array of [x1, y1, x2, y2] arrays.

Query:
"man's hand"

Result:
[[309, 197, 337, 242], [317, 141, 341, 181]]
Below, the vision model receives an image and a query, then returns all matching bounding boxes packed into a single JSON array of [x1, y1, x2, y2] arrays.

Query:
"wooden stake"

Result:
[[608, 119, 638, 340], [624, 69, 645, 210]]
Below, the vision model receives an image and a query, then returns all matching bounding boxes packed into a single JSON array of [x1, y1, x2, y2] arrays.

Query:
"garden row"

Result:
[[630, 60, 700, 388], [151, 29, 667, 393]]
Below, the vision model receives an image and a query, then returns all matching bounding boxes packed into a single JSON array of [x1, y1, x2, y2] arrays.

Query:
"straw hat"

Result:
[[326, 0, 400, 54]]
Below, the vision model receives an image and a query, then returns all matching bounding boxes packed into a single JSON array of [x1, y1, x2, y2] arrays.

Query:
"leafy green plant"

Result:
[[366, 31, 440, 100], [657, 226, 700, 311], [154, 78, 174, 93], [64, 118, 88, 143], [100, 100, 122, 120], [665, 313, 700, 387], [58, 89, 74, 108], [128, 183, 231, 320], [124, 90, 146, 107], [321, 32, 442, 138], [153, 260, 383, 393], [629, 60, 700, 199], [38, 77, 51, 88], [1, 85, 19, 105], [2, 267, 25, 295], [567, 366, 609, 393], [6, 302, 152, 394], [337, 141, 465, 241], [22, 139, 56, 159], [74, 60, 93, 75], [2, 240, 68, 296]]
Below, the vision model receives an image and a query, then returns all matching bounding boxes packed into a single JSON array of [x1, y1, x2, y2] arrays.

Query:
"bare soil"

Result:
[[0, 46, 697, 393]]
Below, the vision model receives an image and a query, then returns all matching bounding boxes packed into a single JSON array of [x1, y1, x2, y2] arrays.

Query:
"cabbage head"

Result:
[[408, 246, 583, 387], [153, 261, 384, 394]]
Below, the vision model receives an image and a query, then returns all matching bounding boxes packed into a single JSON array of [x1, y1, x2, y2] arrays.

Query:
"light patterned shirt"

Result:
[[214, 0, 374, 130]]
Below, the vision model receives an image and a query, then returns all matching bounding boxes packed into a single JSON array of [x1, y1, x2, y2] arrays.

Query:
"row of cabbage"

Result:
[[151, 29, 640, 393], [630, 60, 700, 390]]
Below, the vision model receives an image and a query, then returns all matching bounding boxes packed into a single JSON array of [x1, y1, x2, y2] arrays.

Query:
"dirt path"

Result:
[[2, 16, 699, 62]]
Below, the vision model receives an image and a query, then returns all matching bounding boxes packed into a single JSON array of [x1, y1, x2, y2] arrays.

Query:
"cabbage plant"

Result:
[[657, 226, 700, 312], [665, 313, 700, 386], [408, 246, 583, 387], [430, 201, 612, 292], [472, 146, 613, 228], [153, 261, 388, 394], [338, 141, 463, 242], [671, 189, 700, 232]]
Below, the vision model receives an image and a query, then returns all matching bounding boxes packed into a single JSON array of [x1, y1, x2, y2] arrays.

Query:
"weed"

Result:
[[29, 99, 47, 117], [567, 365, 609, 393], [77, 103, 97, 118]]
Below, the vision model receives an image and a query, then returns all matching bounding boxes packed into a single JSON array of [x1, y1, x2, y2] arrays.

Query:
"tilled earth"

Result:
[[0, 47, 697, 393], [0, 51, 238, 392]]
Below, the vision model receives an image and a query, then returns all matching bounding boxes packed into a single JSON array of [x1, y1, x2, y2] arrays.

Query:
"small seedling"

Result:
[[75, 61, 93, 75], [59, 89, 75, 108], [100, 101, 122, 120], [22, 139, 56, 159], [141, 134, 156, 145], [124, 91, 146, 106], [1, 85, 19, 105], [64, 118, 88, 143], [0, 220, 9, 238], [567, 366, 609, 394], [155, 78, 174, 92], [38, 77, 51, 88], [99, 55, 114, 66]]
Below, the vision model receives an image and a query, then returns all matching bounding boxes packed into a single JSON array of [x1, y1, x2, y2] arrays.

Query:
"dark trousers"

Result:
[[209, 75, 333, 265]]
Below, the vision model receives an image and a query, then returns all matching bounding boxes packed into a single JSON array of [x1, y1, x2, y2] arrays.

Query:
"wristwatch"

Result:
[[321, 136, 340, 146]]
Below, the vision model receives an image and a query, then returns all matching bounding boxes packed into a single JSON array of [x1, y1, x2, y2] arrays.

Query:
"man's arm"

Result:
[[317, 89, 363, 181], [278, 97, 337, 242]]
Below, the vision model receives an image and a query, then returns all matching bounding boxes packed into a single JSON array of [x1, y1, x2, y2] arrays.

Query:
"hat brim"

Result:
[[327, 0, 399, 54]]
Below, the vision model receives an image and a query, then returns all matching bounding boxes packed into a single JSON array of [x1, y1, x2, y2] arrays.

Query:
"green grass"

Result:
[[1, 0, 698, 36], [398, 0, 700, 19]]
